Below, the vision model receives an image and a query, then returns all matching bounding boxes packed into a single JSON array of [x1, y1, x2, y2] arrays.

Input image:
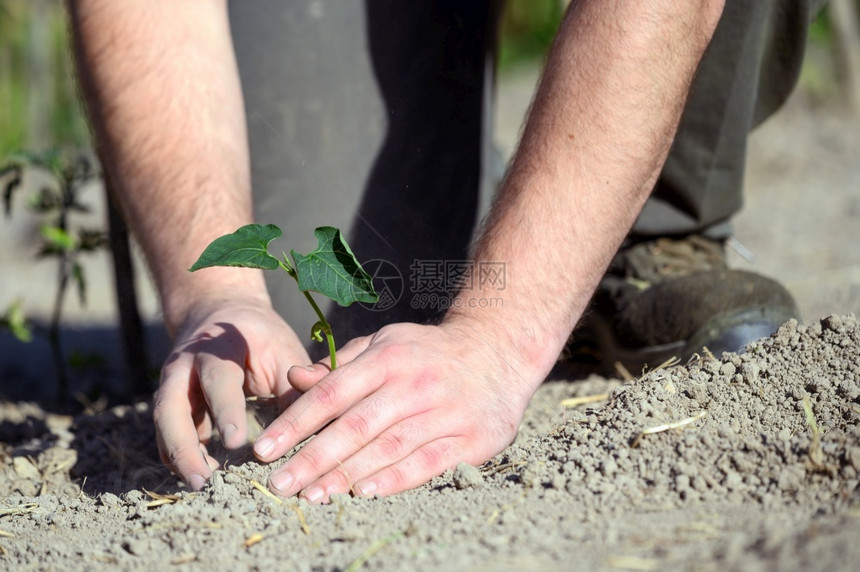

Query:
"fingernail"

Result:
[[221, 423, 238, 444], [254, 436, 275, 458], [355, 481, 377, 497], [188, 473, 207, 491], [270, 470, 294, 494], [290, 364, 317, 375], [302, 486, 324, 503]]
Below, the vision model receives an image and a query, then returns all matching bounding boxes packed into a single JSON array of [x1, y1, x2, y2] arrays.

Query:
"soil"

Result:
[[2, 314, 860, 570]]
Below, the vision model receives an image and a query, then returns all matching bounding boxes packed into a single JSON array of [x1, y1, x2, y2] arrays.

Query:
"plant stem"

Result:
[[280, 258, 338, 369], [302, 290, 337, 370], [50, 249, 70, 402]]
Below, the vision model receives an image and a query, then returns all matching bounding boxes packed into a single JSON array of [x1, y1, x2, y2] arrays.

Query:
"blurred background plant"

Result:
[[497, 0, 565, 71], [0, 0, 90, 157], [2, 149, 106, 400]]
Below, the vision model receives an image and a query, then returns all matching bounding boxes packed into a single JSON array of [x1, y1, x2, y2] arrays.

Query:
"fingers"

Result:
[[195, 334, 248, 450], [153, 300, 317, 492], [288, 335, 372, 392], [352, 436, 464, 499], [254, 351, 387, 465], [287, 364, 329, 393], [154, 357, 218, 490], [275, 410, 453, 502], [265, 387, 414, 498]]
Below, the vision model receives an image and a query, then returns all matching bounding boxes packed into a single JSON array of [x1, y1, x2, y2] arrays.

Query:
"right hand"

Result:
[[152, 295, 311, 490]]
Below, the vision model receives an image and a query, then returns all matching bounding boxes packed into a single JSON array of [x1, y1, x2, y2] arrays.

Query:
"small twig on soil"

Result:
[[78, 476, 88, 500], [0, 530, 14, 538], [170, 554, 197, 565], [290, 503, 311, 536], [640, 356, 680, 378], [249, 479, 283, 504], [653, 356, 680, 372], [241, 473, 310, 535], [344, 531, 404, 572], [0, 544, 6, 556], [0, 503, 38, 516], [561, 393, 610, 408], [244, 533, 265, 548], [701, 346, 717, 361], [631, 411, 707, 448], [143, 489, 181, 508], [144, 499, 176, 508], [90, 553, 118, 564], [802, 396, 826, 468], [614, 361, 635, 382], [481, 460, 527, 477], [45, 456, 76, 476]]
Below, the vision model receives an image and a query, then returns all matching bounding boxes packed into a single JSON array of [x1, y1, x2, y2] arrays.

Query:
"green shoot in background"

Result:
[[189, 224, 378, 369], [2, 149, 106, 400]]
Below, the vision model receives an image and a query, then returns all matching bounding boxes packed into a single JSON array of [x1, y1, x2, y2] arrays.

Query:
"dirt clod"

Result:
[[452, 462, 484, 489]]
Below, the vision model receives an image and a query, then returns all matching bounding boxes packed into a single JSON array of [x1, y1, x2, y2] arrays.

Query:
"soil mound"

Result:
[[1, 315, 858, 570]]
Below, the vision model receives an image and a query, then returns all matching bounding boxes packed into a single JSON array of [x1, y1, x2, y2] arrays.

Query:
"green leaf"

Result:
[[291, 227, 379, 307], [1, 299, 32, 343], [40, 225, 75, 251], [189, 224, 282, 271]]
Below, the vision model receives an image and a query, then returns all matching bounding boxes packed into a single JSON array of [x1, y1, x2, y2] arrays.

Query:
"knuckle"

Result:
[[269, 413, 299, 439], [341, 334, 370, 354], [416, 440, 455, 471], [339, 414, 372, 449], [311, 378, 340, 410], [375, 342, 409, 364], [375, 430, 409, 460], [385, 463, 407, 487], [295, 445, 326, 473], [325, 467, 355, 493]]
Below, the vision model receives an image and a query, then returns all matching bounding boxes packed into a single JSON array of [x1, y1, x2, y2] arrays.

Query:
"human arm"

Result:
[[68, 0, 310, 488], [254, 0, 725, 501]]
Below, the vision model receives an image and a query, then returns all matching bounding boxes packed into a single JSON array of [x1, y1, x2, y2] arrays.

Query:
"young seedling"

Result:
[[189, 224, 378, 369], [2, 149, 106, 400]]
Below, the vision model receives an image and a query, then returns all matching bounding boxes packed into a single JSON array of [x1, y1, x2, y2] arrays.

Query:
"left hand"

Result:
[[252, 319, 540, 502]]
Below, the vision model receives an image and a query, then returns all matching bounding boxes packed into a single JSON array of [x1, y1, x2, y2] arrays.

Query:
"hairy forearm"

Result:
[[69, 0, 265, 334], [449, 0, 724, 376]]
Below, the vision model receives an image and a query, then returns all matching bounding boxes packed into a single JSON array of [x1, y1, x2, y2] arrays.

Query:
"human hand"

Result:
[[252, 320, 541, 502], [153, 296, 311, 490]]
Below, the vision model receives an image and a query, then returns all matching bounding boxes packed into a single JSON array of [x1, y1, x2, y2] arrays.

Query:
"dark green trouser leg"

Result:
[[632, 0, 828, 238]]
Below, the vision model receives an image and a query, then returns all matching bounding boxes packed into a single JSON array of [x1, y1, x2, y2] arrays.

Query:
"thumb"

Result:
[[288, 363, 330, 392]]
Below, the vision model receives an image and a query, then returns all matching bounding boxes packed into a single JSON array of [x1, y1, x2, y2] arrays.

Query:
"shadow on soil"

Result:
[[0, 321, 178, 494]]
